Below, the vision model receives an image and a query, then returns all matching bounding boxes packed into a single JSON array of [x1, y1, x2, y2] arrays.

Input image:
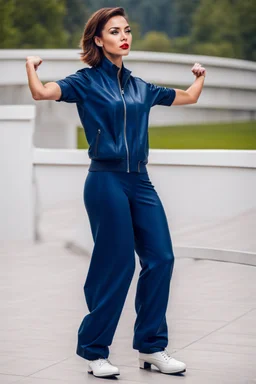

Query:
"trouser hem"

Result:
[[76, 346, 108, 361], [134, 346, 166, 354]]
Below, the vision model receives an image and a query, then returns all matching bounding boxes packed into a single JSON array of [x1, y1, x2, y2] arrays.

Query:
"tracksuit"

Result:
[[55, 54, 176, 360]]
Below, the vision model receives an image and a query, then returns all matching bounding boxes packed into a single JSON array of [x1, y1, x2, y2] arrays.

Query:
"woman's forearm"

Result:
[[186, 75, 205, 103], [26, 61, 45, 99]]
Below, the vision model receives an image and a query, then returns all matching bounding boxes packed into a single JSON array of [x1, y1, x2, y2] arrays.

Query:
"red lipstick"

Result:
[[120, 43, 129, 49]]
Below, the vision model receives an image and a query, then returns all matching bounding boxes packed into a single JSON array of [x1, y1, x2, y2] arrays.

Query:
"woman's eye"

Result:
[[111, 29, 132, 34]]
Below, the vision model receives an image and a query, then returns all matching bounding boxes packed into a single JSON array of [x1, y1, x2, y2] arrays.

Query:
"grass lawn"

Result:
[[77, 121, 256, 150]]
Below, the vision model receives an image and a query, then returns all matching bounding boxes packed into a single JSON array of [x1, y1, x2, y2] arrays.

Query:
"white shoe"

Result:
[[88, 358, 120, 377], [139, 348, 186, 374]]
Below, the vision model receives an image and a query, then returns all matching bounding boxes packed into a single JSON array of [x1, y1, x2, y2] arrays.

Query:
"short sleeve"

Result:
[[55, 69, 89, 103], [147, 82, 176, 107]]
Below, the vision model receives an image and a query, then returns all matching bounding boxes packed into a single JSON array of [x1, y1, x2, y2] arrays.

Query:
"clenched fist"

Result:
[[26, 56, 43, 71], [191, 62, 206, 78]]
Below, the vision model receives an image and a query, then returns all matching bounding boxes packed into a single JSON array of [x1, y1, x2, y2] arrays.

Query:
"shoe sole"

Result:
[[88, 370, 120, 377], [140, 361, 186, 374]]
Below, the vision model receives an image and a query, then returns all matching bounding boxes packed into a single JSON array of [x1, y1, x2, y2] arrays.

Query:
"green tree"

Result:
[[133, 31, 171, 52], [1, 0, 255, 61], [172, 0, 200, 37], [191, 0, 242, 58], [0, 0, 19, 48], [64, 0, 90, 48], [234, 0, 256, 61], [129, 21, 142, 43], [0, 0, 69, 48], [192, 41, 239, 58], [171, 36, 191, 54], [128, 0, 174, 37]]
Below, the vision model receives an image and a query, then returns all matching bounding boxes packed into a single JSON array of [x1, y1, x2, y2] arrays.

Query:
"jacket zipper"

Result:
[[94, 128, 101, 157], [138, 161, 140, 172], [117, 72, 130, 173]]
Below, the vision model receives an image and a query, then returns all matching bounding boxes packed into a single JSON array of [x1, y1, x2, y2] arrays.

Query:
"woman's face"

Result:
[[95, 16, 132, 57]]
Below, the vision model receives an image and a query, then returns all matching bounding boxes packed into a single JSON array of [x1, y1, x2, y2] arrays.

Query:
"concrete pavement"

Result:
[[1, 237, 256, 383]]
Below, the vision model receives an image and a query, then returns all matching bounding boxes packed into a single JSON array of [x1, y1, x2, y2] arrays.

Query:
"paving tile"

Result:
[[124, 366, 248, 384], [171, 302, 255, 322], [216, 309, 256, 335], [29, 364, 104, 382], [168, 318, 226, 334], [184, 341, 256, 356], [0, 339, 76, 361], [0, 369, 252, 384], [201, 331, 256, 347], [172, 349, 256, 381], [0, 356, 61, 376], [0, 374, 26, 383], [7, 377, 143, 384], [6, 378, 89, 384]]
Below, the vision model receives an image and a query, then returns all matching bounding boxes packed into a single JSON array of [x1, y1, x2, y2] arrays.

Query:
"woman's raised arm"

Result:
[[26, 56, 61, 101], [172, 62, 206, 106]]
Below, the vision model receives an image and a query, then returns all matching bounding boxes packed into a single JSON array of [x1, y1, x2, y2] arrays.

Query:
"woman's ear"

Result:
[[94, 37, 102, 47]]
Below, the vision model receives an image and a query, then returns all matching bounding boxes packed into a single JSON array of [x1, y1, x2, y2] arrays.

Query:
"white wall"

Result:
[[0, 105, 36, 244], [0, 50, 255, 148]]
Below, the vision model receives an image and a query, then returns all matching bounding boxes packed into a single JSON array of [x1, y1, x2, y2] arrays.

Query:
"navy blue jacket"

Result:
[[56, 54, 176, 173]]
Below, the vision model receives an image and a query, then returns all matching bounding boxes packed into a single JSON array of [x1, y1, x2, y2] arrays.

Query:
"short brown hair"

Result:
[[79, 7, 129, 67]]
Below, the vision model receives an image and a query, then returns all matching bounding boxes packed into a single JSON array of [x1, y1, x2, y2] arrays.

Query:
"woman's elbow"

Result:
[[187, 92, 198, 104], [30, 89, 44, 100], [32, 93, 41, 100], [191, 96, 198, 104]]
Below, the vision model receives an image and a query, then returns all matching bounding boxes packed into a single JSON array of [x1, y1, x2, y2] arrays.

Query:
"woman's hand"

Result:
[[26, 56, 43, 71], [191, 62, 206, 78]]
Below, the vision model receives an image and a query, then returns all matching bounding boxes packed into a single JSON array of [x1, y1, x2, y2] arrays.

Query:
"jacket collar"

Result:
[[97, 54, 132, 88]]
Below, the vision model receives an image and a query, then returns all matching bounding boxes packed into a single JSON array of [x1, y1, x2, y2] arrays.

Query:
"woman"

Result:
[[26, 6, 205, 379]]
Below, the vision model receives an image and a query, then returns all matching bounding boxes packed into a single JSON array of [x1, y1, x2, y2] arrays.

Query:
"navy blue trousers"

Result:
[[76, 171, 175, 360]]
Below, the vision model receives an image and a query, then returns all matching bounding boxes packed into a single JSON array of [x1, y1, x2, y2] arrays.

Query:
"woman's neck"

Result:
[[104, 52, 123, 69]]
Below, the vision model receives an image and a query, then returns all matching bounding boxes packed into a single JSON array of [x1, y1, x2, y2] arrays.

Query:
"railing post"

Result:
[[0, 105, 36, 244]]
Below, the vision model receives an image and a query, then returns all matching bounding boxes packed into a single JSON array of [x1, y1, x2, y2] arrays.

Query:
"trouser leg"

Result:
[[131, 173, 175, 353], [76, 172, 136, 360]]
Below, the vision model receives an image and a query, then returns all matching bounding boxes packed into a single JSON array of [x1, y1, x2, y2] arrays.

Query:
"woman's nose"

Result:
[[121, 32, 127, 40]]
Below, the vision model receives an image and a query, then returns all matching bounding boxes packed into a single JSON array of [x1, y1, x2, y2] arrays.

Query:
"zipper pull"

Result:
[[98, 129, 101, 134], [121, 88, 124, 94]]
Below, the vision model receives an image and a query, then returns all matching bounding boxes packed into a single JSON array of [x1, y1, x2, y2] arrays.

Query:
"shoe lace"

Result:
[[97, 358, 111, 367], [160, 348, 173, 361]]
